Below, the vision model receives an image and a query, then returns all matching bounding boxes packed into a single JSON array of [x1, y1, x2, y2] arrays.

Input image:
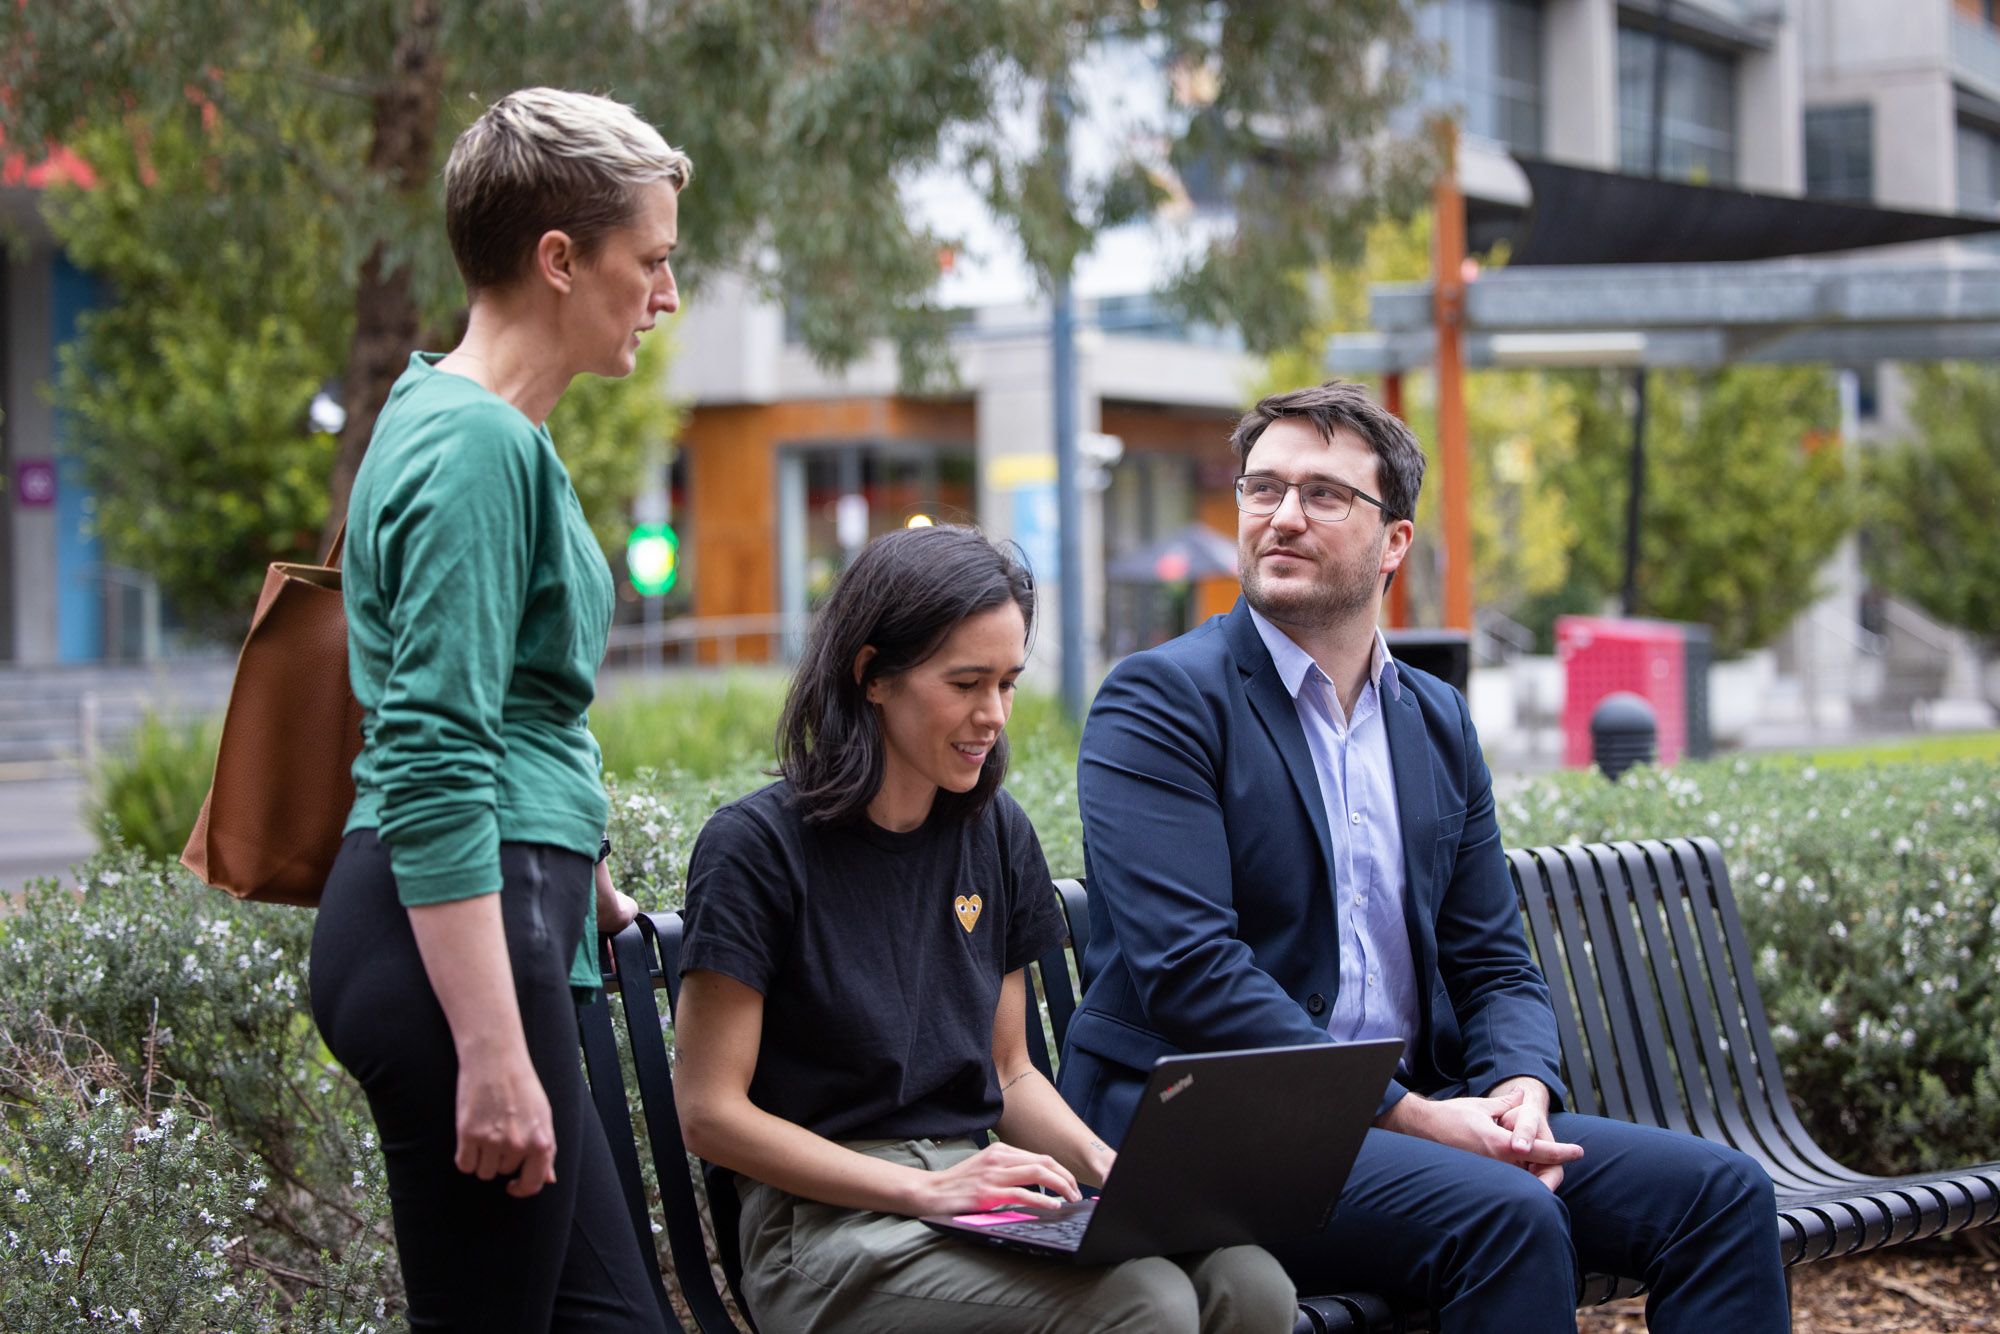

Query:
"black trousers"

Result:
[[310, 831, 666, 1333]]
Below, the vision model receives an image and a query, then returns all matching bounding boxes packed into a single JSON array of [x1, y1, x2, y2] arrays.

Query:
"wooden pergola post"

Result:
[[1381, 371, 1410, 630], [1431, 117, 1473, 633]]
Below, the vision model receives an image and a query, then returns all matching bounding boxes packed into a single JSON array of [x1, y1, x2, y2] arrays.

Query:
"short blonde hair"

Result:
[[443, 87, 693, 295]]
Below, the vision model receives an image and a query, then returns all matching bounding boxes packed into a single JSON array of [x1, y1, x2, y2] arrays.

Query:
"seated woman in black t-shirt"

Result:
[[674, 525, 1296, 1334]]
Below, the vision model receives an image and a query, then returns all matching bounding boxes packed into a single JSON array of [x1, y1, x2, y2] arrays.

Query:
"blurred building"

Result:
[[662, 1, 1841, 680], [663, 38, 1263, 678], [665, 275, 1256, 673], [2, 147, 118, 667], [1408, 0, 1999, 735]]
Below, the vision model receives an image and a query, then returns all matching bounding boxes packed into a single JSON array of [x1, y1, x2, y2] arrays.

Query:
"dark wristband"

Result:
[[597, 834, 613, 865]]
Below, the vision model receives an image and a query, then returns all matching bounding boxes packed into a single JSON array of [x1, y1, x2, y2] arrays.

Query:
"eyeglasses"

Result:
[[1234, 473, 1397, 524]]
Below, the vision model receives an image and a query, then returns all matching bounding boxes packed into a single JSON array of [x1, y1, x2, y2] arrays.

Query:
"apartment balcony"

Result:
[[1951, 11, 2000, 106]]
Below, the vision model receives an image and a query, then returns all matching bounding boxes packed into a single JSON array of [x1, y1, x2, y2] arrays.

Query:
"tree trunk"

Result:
[[323, 0, 445, 549]]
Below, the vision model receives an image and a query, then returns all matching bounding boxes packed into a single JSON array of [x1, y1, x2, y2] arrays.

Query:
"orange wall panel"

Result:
[[677, 396, 978, 660], [1195, 486, 1240, 623]]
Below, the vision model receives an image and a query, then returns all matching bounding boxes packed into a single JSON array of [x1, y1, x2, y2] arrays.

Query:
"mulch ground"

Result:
[[1578, 1235, 2000, 1332]]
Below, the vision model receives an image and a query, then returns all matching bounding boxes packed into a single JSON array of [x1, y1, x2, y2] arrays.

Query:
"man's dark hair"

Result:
[[1229, 380, 1427, 522], [777, 525, 1036, 826]]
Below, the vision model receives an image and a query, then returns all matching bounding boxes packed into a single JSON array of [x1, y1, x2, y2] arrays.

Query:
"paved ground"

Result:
[[0, 773, 96, 896]]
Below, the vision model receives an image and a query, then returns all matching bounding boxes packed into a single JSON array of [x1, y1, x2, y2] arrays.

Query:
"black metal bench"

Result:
[[578, 836, 2000, 1332]]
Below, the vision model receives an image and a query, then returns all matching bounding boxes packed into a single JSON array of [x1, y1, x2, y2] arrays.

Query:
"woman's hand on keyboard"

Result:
[[905, 1143, 1081, 1216]]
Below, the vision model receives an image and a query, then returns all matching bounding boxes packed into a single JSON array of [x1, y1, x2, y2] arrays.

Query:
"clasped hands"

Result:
[[1379, 1075, 1583, 1191]]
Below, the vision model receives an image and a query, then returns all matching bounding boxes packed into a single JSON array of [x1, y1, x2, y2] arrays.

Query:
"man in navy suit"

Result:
[[1060, 382, 1786, 1331]]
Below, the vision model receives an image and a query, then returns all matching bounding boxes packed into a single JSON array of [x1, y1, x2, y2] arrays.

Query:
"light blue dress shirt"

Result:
[[1249, 608, 1420, 1066]]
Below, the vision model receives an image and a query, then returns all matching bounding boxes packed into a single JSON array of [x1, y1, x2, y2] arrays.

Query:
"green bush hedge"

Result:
[[88, 712, 220, 862], [27, 685, 1997, 1322]]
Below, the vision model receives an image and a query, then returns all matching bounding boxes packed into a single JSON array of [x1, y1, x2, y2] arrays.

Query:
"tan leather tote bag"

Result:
[[181, 525, 361, 906]]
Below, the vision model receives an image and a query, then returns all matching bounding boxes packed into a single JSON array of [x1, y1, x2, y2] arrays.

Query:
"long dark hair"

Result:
[[777, 525, 1036, 826]]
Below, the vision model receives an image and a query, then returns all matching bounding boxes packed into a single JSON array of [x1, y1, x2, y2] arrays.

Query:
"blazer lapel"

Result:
[[1223, 602, 1334, 879], [1383, 678, 1441, 989]]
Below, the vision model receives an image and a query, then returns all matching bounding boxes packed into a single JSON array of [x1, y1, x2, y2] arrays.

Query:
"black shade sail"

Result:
[[1485, 157, 2000, 266]]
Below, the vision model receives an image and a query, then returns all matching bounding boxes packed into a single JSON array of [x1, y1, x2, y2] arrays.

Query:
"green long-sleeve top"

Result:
[[344, 352, 614, 990]]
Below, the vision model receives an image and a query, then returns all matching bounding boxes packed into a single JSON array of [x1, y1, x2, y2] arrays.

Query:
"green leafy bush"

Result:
[[592, 672, 789, 783], [88, 712, 219, 862]]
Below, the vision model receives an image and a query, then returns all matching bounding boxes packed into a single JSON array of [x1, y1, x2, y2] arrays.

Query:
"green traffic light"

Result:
[[626, 522, 679, 595]]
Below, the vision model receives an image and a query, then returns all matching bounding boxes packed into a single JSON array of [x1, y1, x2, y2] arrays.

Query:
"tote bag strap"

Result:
[[323, 520, 348, 569]]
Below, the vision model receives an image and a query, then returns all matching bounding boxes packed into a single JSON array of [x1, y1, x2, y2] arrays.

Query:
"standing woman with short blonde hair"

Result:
[[309, 88, 688, 1331]]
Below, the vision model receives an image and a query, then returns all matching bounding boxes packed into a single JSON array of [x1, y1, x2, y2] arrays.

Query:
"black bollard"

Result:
[[1591, 692, 1656, 782]]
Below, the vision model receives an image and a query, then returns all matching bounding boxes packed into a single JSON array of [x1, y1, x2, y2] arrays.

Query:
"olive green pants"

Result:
[[735, 1138, 1296, 1334]]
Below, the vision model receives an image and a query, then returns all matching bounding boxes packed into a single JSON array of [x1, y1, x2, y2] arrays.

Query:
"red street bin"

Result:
[[1557, 616, 1687, 768]]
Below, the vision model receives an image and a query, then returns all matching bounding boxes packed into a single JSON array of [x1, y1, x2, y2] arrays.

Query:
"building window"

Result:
[[1805, 106, 1874, 202], [1617, 25, 1738, 184], [1957, 118, 2000, 214], [1417, 0, 1545, 155]]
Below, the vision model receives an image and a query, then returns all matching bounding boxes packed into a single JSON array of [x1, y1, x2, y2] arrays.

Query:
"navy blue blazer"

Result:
[[1058, 601, 1567, 1147]]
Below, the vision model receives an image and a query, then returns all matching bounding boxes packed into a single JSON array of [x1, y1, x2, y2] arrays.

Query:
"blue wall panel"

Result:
[[50, 255, 101, 663]]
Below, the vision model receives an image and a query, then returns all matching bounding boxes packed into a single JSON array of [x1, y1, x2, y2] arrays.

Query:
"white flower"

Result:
[[1822, 1032, 1842, 1049]]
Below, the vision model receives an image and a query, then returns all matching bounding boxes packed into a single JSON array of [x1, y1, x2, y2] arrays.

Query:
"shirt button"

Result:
[[1351, 812, 1363, 825], [1353, 893, 1365, 906], [1367, 975, 1378, 987]]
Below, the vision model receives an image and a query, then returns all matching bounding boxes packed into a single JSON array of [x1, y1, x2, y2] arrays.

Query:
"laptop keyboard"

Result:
[[993, 1209, 1094, 1248]]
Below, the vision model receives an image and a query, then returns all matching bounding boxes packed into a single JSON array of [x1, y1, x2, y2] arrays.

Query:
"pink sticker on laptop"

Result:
[[950, 1211, 1041, 1226]]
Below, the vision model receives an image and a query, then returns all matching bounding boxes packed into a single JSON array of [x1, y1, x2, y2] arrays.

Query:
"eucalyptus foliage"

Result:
[[1867, 362, 2000, 653], [1540, 365, 1851, 657]]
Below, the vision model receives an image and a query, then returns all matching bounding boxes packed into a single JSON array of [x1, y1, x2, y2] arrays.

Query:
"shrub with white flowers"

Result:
[[1502, 755, 2000, 1176], [0, 849, 399, 1327]]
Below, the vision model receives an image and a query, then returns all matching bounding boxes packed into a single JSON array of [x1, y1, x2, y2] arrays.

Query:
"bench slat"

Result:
[[1508, 849, 1601, 1118], [578, 974, 682, 1332], [608, 915, 743, 1334]]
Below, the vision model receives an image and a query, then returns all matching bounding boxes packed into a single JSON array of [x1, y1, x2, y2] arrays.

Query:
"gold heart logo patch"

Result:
[[953, 894, 983, 934]]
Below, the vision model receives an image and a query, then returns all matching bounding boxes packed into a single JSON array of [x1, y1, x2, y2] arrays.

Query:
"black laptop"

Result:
[[920, 1039, 1401, 1265]]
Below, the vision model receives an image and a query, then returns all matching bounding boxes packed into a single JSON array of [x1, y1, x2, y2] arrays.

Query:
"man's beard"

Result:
[[1240, 532, 1385, 630]]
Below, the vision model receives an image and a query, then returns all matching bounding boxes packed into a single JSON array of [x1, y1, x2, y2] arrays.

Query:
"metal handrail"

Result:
[[1880, 598, 1961, 657], [1805, 604, 1887, 657], [601, 612, 816, 668], [1474, 607, 1538, 664]]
